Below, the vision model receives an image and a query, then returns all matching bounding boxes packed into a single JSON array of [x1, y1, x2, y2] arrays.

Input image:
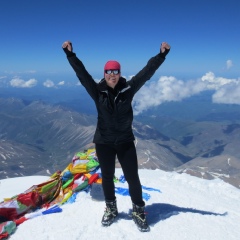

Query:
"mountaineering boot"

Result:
[[132, 203, 150, 232], [101, 200, 118, 226]]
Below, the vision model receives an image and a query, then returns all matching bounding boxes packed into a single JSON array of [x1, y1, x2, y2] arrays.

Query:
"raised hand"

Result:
[[62, 41, 73, 52], [160, 42, 171, 53]]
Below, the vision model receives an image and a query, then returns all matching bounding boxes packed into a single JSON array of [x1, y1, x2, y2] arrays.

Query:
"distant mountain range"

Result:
[[0, 97, 239, 189]]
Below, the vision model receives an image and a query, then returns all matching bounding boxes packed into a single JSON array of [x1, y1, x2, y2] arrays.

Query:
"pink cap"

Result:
[[104, 60, 121, 71]]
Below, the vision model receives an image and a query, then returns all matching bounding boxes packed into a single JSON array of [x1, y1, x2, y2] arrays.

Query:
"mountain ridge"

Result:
[[0, 98, 239, 189]]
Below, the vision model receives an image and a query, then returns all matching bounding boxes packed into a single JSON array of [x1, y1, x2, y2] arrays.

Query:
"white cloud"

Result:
[[121, 75, 134, 80], [0, 76, 7, 79], [43, 80, 55, 88], [58, 81, 65, 85], [128, 75, 135, 80], [226, 60, 233, 70], [133, 72, 240, 115], [212, 83, 240, 104], [23, 70, 37, 74], [94, 78, 101, 83], [201, 72, 237, 89], [10, 78, 37, 88]]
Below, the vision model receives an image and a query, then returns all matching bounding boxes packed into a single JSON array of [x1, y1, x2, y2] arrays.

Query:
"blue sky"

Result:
[[0, 0, 240, 111]]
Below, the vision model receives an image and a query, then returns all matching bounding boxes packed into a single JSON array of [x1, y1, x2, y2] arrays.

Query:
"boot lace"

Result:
[[103, 207, 117, 219], [132, 211, 147, 223]]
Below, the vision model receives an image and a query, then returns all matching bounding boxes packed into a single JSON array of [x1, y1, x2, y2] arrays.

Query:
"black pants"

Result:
[[95, 141, 144, 206]]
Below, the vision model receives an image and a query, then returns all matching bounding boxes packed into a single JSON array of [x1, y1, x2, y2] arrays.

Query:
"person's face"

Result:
[[104, 69, 121, 88]]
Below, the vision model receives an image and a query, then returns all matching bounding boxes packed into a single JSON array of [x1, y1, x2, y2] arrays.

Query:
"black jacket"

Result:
[[65, 51, 167, 144]]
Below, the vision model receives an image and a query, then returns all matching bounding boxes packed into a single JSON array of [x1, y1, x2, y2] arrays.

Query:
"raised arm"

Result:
[[62, 41, 98, 101], [128, 42, 171, 95]]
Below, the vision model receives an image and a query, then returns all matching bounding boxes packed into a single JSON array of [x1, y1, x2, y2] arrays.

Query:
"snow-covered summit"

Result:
[[0, 169, 239, 240]]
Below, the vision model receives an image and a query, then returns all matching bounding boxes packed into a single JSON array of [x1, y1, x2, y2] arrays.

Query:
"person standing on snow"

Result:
[[62, 40, 170, 232]]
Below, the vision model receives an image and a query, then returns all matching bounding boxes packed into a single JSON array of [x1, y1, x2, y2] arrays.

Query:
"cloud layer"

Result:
[[3, 71, 240, 115], [133, 72, 240, 115]]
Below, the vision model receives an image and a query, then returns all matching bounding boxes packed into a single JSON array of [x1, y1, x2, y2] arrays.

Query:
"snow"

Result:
[[1, 169, 240, 240]]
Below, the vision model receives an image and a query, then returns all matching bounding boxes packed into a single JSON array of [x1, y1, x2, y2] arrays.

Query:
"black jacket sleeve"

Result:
[[128, 52, 168, 95], [63, 49, 98, 101]]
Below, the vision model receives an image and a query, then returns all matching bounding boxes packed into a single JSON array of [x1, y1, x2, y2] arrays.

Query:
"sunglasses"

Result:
[[105, 69, 120, 75]]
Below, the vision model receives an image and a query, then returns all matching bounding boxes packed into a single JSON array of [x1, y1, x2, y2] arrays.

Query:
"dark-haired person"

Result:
[[62, 40, 170, 232]]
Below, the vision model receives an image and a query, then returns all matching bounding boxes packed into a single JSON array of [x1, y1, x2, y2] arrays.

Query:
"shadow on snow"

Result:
[[145, 203, 227, 226]]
